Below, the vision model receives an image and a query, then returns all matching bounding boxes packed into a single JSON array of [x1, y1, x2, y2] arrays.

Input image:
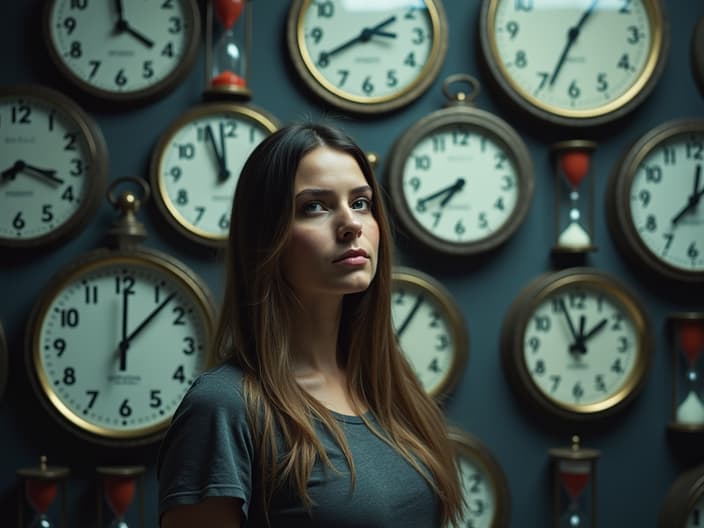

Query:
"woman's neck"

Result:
[[289, 294, 343, 375]]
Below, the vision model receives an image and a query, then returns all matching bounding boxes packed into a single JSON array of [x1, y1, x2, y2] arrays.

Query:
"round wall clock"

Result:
[[693, 16, 704, 96], [150, 102, 279, 246], [386, 75, 534, 256], [43, 0, 200, 102], [659, 463, 704, 528], [25, 180, 216, 450], [0, 321, 7, 403], [391, 266, 469, 400], [605, 118, 704, 285], [501, 268, 652, 422], [0, 84, 108, 248], [286, 0, 448, 114], [449, 427, 511, 528], [478, 0, 669, 128]]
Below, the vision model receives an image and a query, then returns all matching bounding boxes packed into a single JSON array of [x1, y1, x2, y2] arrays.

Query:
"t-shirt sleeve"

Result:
[[156, 368, 255, 520]]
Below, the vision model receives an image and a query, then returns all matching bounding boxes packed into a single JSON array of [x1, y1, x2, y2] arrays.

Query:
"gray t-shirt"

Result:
[[157, 361, 440, 527]]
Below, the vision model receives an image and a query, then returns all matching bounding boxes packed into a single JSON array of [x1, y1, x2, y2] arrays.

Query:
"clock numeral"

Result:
[[645, 165, 662, 182], [454, 219, 466, 236], [119, 399, 133, 418], [173, 365, 186, 383], [70, 0, 87, 9], [435, 334, 449, 351], [595, 375, 607, 393], [150, 390, 163, 408], [637, 189, 650, 207], [411, 27, 425, 45], [495, 153, 508, 170], [568, 80, 581, 100], [41, 204, 53, 223], [53, 338, 67, 357], [169, 166, 182, 182], [115, 69, 128, 87], [403, 51, 416, 68], [689, 242, 700, 263], [506, 20, 519, 39], [514, 50, 527, 69], [572, 382, 584, 402], [549, 375, 561, 393], [63, 367, 76, 386], [64, 132, 78, 151], [432, 136, 446, 152], [361, 76, 374, 95], [534, 359, 545, 375], [617, 53, 631, 71], [619, 0, 632, 15], [596, 73, 608, 92], [686, 139, 704, 159], [168, 16, 183, 34], [183, 336, 195, 355], [194, 206, 205, 224], [527, 336, 540, 352], [219, 214, 230, 230], [611, 312, 624, 331], [11, 103, 31, 124], [617, 336, 630, 353], [611, 358, 624, 374], [467, 473, 482, 494], [515, 0, 533, 12], [84, 284, 98, 304], [468, 498, 485, 517], [663, 147, 676, 165], [115, 276, 136, 295], [428, 357, 440, 373], [645, 214, 657, 232], [69, 41, 82, 59], [178, 143, 195, 159], [477, 212, 488, 230], [60, 308, 79, 328], [536, 72, 549, 92], [534, 315, 550, 332], [88, 60, 100, 79], [494, 196, 505, 211], [162, 42, 175, 58], [309, 27, 323, 44], [172, 306, 186, 326], [143, 61, 155, 79], [626, 25, 640, 45], [63, 17, 77, 35], [85, 390, 99, 409], [415, 155, 431, 170], [386, 70, 398, 88], [12, 211, 26, 230], [161, 0, 175, 9], [61, 182, 75, 199], [316, 1, 334, 18], [176, 189, 189, 205]]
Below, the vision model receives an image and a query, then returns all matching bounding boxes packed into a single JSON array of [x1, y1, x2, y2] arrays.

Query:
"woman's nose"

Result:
[[337, 209, 363, 240]]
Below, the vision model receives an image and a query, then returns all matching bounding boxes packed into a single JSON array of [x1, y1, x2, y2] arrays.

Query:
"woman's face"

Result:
[[280, 146, 380, 301]]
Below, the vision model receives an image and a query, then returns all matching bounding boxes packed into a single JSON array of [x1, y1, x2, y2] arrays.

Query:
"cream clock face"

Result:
[[686, 496, 703, 528], [458, 456, 497, 528], [32, 257, 211, 441], [401, 124, 521, 245]]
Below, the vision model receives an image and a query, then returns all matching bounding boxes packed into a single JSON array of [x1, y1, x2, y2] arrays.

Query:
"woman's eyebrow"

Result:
[[295, 185, 372, 199]]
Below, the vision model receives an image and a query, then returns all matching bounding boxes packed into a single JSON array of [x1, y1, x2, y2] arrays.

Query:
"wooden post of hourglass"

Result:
[[16, 456, 69, 528], [550, 140, 598, 257], [549, 436, 600, 528], [667, 313, 704, 433], [204, 0, 252, 100], [96, 466, 145, 528]]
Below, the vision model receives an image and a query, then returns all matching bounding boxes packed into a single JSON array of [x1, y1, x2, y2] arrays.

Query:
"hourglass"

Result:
[[550, 140, 597, 256], [16, 456, 69, 528], [667, 313, 704, 432], [96, 466, 145, 528], [205, 0, 251, 99], [549, 436, 600, 528]]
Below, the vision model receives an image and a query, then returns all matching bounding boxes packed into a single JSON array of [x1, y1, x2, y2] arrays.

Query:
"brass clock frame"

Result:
[[42, 0, 201, 103], [386, 75, 534, 256], [693, 16, 704, 96], [658, 463, 704, 527], [286, 0, 448, 114], [0, 84, 108, 248], [478, 0, 669, 128], [501, 268, 652, 422], [605, 118, 704, 285], [449, 427, 511, 528], [149, 102, 280, 247], [25, 247, 216, 447], [392, 267, 469, 401]]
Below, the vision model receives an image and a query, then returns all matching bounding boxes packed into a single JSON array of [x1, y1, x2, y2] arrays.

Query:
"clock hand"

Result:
[[671, 164, 703, 225], [558, 298, 580, 342], [219, 122, 231, 181], [119, 289, 130, 371], [581, 318, 608, 342], [113, 1, 155, 49], [416, 178, 466, 209], [1, 160, 63, 185], [549, 0, 598, 86], [395, 294, 424, 339], [114, 0, 125, 22], [318, 16, 397, 65], [205, 125, 229, 182], [119, 293, 175, 350]]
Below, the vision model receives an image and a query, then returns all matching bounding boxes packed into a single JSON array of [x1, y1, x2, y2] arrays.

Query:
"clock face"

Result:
[[480, 0, 667, 126], [0, 86, 107, 247], [458, 456, 498, 528], [29, 252, 214, 445], [151, 104, 278, 245], [391, 268, 468, 398], [687, 496, 703, 528], [44, 0, 200, 101], [287, 0, 447, 113]]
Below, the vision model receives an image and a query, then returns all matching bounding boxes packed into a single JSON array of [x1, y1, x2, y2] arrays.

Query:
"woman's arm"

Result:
[[161, 497, 243, 528]]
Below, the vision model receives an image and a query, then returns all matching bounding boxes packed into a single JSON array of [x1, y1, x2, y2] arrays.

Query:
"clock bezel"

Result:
[[286, 0, 448, 114], [42, 0, 201, 103], [658, 463, 704, 527], [500, 268, 653, 422], [605, 118, 704, 285], [25, 247, 216, 448]]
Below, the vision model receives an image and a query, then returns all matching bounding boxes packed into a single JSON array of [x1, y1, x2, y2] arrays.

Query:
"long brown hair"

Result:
[[213, 123, 463, 526]]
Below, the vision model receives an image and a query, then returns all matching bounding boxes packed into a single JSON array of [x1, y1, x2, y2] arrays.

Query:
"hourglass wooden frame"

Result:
[[548, 436, 600, 528], [550, 140, 598, 256], [16, 456, 69, 528], [667, 312, 704, 434], [204, 0, 252, 99], [96, 465, 145, 528]]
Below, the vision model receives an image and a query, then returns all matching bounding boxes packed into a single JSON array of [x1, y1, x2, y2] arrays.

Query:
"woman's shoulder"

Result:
[[181, 360, 247, 410]]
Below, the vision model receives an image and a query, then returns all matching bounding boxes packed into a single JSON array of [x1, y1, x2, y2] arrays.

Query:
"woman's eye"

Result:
[[302, 201, 324, 214], [352, 197, 371, 210]]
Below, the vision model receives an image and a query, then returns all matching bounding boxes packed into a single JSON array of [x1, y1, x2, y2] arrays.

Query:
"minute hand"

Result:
[[549, 0, 598, 86], [320, 16, 397, 61], [119, 293, 175, 348]]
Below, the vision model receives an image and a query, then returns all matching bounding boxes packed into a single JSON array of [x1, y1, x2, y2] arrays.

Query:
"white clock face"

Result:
[[401, 125, 520, 245], [687, 495, 703, 528], [457, 456, 497, 528], [154, 108, 276, 242], [628, 131, 704, 272], [0, 92, 97, 242], [523, 286, 640, 409], [34, 257, 211, 440], [489, 0, 657, 117], [46, 0, 198, 98], [296, 0, 441, 103], [391, 275, 465, 396]]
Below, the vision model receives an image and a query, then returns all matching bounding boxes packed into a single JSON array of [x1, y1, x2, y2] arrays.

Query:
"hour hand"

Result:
[[2, 160, 63, 185]]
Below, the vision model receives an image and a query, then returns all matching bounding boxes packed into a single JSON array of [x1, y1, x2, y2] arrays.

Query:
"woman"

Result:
[[157, 123, 463, 527]]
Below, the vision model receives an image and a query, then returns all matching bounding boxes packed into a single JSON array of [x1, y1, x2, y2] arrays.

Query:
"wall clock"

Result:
[[25, 180, 216, 447], [449, 427, 511, 528], [391, 266, 468, 401], [0, 321, 7, 403], [0, 84, 108, 248], [43, 0, 200, 103], [605, 118, 704, 285], [693, 16, 704, 96], [286, 0, 448, 114], [149, 102, 279, 246], [478, 0, 669, 128], [659, 463, 704, 528], [501, 268, 652, 422], [386, 74, 534, 256]]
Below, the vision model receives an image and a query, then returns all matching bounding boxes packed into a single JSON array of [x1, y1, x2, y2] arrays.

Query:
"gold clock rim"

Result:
[[386, 105, 534, 256], [392, 267, 469, 402], [287, 0, 448, 114], [448, 427, 511, 528], [479, 0, 669, 127], [149, 102, 280, 247], [25, 248, 216, 447], [42, 0, 201, 103], [0, 83, 108, 248], [605, 118, 704, 284], [658, 464, 704, 527], [501, 268, 652, 422]]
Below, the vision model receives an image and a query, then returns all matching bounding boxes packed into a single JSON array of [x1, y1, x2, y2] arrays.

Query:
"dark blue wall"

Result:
[[1, 1, 703, 526]]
